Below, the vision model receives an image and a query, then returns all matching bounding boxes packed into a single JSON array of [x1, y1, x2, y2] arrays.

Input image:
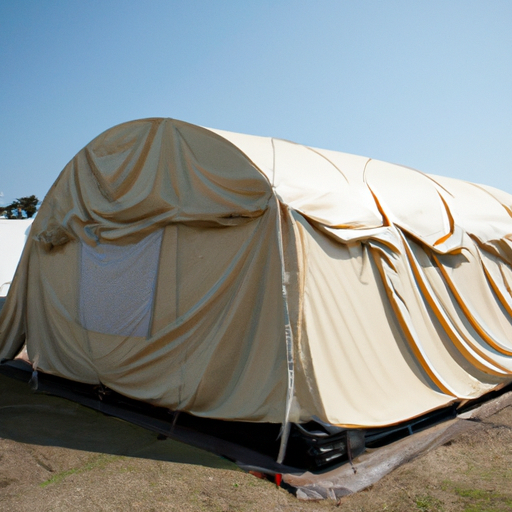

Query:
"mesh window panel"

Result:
[[79, 229, 163, 337]]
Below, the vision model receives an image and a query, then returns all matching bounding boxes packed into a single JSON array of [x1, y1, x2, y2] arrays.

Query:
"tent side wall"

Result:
[[222, 131, 512, 427]]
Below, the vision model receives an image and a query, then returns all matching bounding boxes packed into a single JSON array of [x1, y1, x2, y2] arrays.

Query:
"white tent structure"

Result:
[[0, 218, 34, 297], [1, 118, 512, 441]]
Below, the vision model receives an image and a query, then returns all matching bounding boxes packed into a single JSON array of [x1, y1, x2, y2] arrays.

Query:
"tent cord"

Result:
[[275, 200, 295, 464]]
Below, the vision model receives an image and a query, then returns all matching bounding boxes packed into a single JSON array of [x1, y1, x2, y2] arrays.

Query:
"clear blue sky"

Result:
[[1, 1, 511, 207]]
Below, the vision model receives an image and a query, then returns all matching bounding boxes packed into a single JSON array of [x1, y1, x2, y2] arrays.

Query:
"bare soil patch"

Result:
[[1, 374, 512, 511]]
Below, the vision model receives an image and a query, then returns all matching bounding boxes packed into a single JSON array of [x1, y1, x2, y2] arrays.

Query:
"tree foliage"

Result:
[[0, 195, 40, 219]]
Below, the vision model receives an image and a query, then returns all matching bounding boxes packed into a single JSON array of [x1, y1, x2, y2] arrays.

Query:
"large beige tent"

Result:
[[1, 118, 512, 438]]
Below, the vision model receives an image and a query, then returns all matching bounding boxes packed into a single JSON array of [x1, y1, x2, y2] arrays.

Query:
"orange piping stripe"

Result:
[[481, 262, 512, 319], [432, 253, 512, 357], [371, 247, 456, 397], [403, 242, 510, 375], [433, 193, 455, 247]]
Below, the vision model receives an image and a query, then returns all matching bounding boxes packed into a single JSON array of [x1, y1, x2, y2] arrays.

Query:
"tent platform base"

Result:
[[285, 389, 512, 499], [1, 359, 511, 500]]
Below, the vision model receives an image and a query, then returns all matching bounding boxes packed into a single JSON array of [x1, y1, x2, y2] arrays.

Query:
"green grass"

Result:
[[39, 454, 122, 488], [438, 483, 512, 512], [463, 504, 512, 512], [415, 494, 443, 511]]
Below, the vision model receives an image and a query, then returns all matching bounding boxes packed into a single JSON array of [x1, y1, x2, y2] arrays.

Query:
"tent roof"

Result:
[[210, 125, 512, 253]]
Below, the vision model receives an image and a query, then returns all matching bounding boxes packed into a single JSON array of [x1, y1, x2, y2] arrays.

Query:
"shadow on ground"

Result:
[[0, 373, 235, 468], [0, 374, 325, 512]]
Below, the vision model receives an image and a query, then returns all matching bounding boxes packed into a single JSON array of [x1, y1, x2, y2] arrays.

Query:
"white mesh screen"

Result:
[[79, 229, 163, 337]]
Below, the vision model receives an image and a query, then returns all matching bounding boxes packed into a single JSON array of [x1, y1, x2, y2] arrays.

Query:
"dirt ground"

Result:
[[1, 373, 512, 512]]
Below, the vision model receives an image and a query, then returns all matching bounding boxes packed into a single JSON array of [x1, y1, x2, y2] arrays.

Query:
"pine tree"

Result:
[[0, 195, 40, 219]]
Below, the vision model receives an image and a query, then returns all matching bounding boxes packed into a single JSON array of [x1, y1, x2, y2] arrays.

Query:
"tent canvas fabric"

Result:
[[1, 118, 512, 432]]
